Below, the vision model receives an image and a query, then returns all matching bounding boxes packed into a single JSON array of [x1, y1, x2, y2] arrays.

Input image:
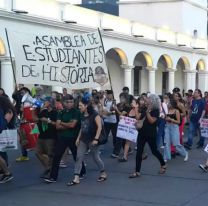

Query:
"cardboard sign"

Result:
[[0, 129, 18, 151], [9, 30, 109, 89], [116, 116, 138, 143], [204, 144, 208, 153], [200, 118, 208, 138]]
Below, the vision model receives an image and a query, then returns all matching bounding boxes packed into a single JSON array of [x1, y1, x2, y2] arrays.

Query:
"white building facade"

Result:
[[0, 0, 208, 100]]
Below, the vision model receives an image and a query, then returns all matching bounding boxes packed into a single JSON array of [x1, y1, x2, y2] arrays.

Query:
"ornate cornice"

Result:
[[0, 10, 207, 56]]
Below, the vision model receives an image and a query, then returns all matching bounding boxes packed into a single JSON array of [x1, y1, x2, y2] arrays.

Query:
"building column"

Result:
[[168, 69, 175, 92], [147, 67, 156, 94], [1, 58, 15, 99], [197, 71, 208, 93], [121, 64, 134, 94], [184, 70, 196, 92], [5, 0, 13, 11]]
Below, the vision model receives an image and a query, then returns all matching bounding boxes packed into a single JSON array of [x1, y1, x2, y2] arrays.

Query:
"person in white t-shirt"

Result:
[[102, 90, 118, 158]]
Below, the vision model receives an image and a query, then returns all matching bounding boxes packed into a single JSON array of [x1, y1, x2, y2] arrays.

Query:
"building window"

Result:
[[134, 66, 141, 96]]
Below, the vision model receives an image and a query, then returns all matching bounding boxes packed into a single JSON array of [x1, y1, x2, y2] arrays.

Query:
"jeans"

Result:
[[164, 123, 187, 160], [74, 141, 105, 175], [157, 118, 166, 148], [187, 121, 204, 146]]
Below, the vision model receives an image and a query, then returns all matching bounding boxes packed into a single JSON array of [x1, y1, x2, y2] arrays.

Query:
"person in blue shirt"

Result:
[[184, 89, 205, 149]]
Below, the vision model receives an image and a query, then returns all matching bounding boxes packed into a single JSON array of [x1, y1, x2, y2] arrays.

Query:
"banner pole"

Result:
[[97, 28, 114, 98], [5, 28, 17, 86]]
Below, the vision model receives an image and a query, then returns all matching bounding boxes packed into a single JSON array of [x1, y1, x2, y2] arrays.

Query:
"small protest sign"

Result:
[[116, 116, 138, 143]]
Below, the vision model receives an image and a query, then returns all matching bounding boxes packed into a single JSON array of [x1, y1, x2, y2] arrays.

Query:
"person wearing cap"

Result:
[[44, 95, 86, 183], [35, 97, 58, 178]]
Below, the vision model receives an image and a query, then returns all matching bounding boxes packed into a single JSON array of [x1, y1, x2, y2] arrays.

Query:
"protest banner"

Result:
[[116, 116, 138, 143], [0, 129, 18, 151], [8, 30, 110, 89], [200, 118, 208, 138]]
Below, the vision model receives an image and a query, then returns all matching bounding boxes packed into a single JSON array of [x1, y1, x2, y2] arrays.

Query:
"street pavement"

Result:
[[1, 132, 208, 206]]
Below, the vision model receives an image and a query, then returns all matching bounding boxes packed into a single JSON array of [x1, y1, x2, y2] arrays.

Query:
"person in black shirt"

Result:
[[129, 94, 166, 178], [113, 92, 131, 157], [12, 84, 24, 116], [35, 97, 57, 178], [67, 99, 107, 186]]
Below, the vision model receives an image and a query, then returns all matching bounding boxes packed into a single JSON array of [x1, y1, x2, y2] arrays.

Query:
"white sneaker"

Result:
[[184, 152, 189, 162]]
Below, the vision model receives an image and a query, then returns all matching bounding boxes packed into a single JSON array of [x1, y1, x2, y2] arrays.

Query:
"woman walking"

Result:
[[67, 98, 107, 186], [129, 94, 166, 178], [163, 99, 188, 162]]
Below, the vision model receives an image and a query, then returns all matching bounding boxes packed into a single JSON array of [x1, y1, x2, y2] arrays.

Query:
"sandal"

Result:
[[97, 176, 107, 182], [129, 172, 141, 178], [67, 180, 80, 186], [159, 165, 167, 174]]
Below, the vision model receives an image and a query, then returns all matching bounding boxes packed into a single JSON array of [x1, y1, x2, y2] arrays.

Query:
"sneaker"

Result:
[[40, 169, 50, 179], [85, 149, 91, 155], [184, 152, 189, 162], [16, 156, 29, 162], [0, 174, 13, 184], [79, 173, 86, 180], [184, 143, 192, 150], [110, 153, 119, 158], [199, 164, 208, 172], [118, 157, 127, 162], [59, 161, 68, 168], [44, 177, 56, 183]]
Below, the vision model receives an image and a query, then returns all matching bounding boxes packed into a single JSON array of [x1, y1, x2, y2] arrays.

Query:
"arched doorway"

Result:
[[176, 57, 190, 92], [0, 38, 6, 56], [196, 59, 205, 88], [133, 51, 153, 95], [156, 54, 173, 94], [106, 48, 128, 100]]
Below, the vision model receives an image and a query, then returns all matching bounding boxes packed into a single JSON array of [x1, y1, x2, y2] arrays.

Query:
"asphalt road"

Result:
[[1, 133, 208, 206]]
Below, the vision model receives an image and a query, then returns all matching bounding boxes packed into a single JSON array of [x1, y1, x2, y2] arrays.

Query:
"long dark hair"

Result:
[[0, 88, 8, 97], [169, 99, 178, 109], [80, 98, 94, 116], [0, 96, 16, 128]]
